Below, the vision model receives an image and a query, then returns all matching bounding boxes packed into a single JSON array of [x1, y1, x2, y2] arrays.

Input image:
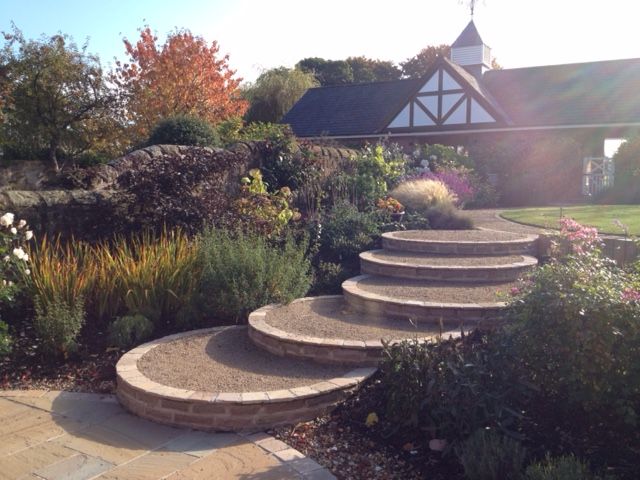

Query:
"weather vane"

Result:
[[459, 0, 480, 17]]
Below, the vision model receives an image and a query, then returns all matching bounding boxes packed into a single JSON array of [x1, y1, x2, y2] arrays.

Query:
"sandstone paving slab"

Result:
[[95, 412, 185, 448], [94, 450, 196, 480], [161, 431, 243, 458], [33, 452, 114, 480], [0, 441, 77, 480], [164, 442, 300, 480], [6, 390, 117, 416]]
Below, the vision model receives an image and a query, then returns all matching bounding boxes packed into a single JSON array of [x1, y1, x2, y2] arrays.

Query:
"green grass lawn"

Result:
[[500, 205, 640, 235]]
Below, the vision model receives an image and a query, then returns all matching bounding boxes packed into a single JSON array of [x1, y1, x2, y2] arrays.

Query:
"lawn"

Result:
[[500, 204, 640, 235]]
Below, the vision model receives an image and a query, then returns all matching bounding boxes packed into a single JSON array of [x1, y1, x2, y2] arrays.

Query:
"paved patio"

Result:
[[0, 390, 334, 480]]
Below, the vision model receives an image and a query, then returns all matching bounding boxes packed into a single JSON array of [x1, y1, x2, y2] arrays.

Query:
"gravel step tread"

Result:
[[263, 297, 455, 341], [137, 328, 348, 392], [353, 276, 517, 304], [387, 230, 532, 242], [362, 250, 526, 267]]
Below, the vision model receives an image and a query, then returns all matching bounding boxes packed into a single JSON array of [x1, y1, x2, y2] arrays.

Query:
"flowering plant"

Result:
[[404, 168, 475, 207], [376, 196, 404, 213], [1, 212, 33, 292]]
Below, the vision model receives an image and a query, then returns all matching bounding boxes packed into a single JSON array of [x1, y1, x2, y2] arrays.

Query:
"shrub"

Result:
[[33, 293, 86, 356], [524, 454, 605, 480], [390, 178, 457, 215], [456, 428, 527, 480], [410, 169, 476, 207], [379, 334, 529, 448], [426, 203, 474, 230], [107, 314, 154, 349], [116, 147, 246, 235], [196, 229, 311, 323], [147, 115, 219, 147], [508, 221, 640, 415], [311, 261, 352, 295], [318, 202, 380, 265], [233, 169, 300, 237], [412, 143, 474, 171], [0, 319, 11, 355]]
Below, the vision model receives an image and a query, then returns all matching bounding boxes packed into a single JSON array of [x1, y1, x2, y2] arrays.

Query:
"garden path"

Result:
[[464, 209, 550, 235], [0, 389, 334, 480]]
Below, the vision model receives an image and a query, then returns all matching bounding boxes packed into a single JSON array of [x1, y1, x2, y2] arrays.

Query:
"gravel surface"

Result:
[[356, 277, 517, 303], [390, 229, 527, 241], [366, 250, 524, 266], [138, 328, 347, 392], [264, 297, 455, 340], [464, 209, 551, 234]]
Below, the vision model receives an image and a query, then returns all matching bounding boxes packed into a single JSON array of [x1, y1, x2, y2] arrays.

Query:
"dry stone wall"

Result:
[[0, 142, 356, 239]]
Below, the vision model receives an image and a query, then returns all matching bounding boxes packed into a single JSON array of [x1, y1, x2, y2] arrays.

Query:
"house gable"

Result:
[[386, 58, 503, 131]]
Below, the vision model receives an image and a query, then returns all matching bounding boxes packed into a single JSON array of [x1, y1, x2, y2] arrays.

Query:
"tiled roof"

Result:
[[451, 20, 484, 48], [483, 58, 640, 126], [281, 78, 422, 137]]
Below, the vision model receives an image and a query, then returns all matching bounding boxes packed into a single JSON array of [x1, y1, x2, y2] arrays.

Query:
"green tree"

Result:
[[345, 56, 401, 83], [1, 27, 120, 170], [296, 57, 354, 86], [243, 67, 318, 123], [400, 44, 451, 78]]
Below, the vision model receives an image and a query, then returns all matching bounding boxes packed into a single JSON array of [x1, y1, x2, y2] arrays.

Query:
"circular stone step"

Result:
[[382, 230, 538, 256], [116, 326, 375, 432], [249, 296, 464, 366], [360, 250, 538, 282], [343, 274, 515, 326]]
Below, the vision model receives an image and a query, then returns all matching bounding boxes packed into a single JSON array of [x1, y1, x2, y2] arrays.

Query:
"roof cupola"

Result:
[[450, 20, 492, 79]]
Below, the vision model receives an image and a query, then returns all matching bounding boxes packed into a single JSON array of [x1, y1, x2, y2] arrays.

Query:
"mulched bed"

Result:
[[366, 250, 524, 266], [356, 276, 517, 303], [391, 229, 528, 241], [273, 374, 463, 480], [264, 297, 452, 341], [0, 322, 120, 393], [138, 328, 347, 392]]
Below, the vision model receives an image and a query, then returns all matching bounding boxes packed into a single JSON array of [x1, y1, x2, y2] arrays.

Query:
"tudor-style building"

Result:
[[282, 20, 640, 195]]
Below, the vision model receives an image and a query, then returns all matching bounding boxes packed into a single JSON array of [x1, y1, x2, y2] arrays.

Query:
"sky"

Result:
[[2, 0, 640, 85]]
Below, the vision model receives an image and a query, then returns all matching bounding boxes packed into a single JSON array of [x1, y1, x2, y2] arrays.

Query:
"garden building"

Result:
[[282, 20, 640, 197]]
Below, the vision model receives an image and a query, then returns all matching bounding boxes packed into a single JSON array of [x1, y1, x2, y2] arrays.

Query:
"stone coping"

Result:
[[116, 326, 376, 432], [360, 250, 538, 271], [384, 229, 538, 244], [248, 296, 461, 366], [382, 230, 538, 255]]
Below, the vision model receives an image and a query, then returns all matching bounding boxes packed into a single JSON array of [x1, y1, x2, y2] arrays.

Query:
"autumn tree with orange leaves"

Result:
[[112, 27, 247, 143]]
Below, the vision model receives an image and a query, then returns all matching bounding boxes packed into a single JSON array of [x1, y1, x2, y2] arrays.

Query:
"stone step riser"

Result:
[[382, 237, 537, 256], [342, 277, 505, 328], [360, 256, 537, 283]]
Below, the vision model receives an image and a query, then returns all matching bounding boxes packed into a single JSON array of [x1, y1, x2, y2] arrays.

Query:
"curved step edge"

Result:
[[382, 231, 539, 255], [360, 250, 538, 282], [116, 325, 375, 432], [343, 275, 506, 327], [248, 296, 459, 366]]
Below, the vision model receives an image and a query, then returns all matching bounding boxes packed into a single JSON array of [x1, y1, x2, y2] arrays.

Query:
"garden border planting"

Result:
[[116, 326, 375, 432], [248, 296, 462, 366]]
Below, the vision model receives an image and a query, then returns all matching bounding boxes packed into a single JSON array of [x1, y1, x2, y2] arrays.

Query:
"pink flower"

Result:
[[621, 287, 640, 302]]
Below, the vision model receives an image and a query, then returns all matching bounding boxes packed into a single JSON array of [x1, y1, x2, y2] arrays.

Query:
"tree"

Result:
[[1, 27, 119, 170], [243, 67, 318, 123], [296, 57, 353, 86], [296, 56, 402, 85], [345, 57, 402, 83], [400, 44, 451, 78], [112, 26, 247, 144]]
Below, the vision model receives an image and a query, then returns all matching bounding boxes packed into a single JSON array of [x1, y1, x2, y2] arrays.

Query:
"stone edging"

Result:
[[382, 230, 538, 255], [342, 275, 506, 326], [248, 296, 460, 366], [116, 326, 376, 432], [360, 249, 538, 282]]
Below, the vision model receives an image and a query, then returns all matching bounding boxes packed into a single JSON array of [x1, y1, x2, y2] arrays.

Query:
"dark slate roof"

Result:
[[483, 58, 640, 127], [451, 20, 484, 48], [281, 78, 422, 137]]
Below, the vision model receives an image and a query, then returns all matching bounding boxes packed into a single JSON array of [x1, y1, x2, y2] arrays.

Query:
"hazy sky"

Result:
[[2, 0, 640, 84]]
